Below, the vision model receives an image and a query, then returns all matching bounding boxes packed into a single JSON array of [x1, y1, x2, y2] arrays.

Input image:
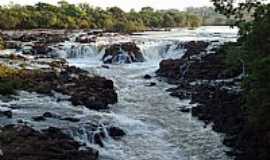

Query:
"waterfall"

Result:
[[136, 40, 187, 61], [49, 43, 105, 59]]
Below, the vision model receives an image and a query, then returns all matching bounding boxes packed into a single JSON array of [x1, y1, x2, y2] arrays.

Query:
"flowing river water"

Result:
[[0, 26, 238, 160]]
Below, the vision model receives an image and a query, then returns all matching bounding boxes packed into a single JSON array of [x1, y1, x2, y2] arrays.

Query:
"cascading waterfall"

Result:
[[0, 26, 240, 160], [49, 43, 105, 59], [136, 40, 187, 61]]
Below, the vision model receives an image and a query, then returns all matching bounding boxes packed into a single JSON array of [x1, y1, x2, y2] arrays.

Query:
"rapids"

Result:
[[0, 26, 238, 160]]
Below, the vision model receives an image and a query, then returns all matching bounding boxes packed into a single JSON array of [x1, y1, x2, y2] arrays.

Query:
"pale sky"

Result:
[[0, 0, 213, 11]]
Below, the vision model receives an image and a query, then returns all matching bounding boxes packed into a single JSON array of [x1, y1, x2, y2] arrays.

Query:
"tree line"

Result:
[[212, 0, 270, 159], [0, 1, 207, 32]]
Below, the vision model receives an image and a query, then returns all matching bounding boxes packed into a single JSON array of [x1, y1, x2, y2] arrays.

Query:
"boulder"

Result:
[[0, 125, 98, 160], [102, 42, 144, 64], [143, 74, 152, 80], [107, 126, 126, 140]]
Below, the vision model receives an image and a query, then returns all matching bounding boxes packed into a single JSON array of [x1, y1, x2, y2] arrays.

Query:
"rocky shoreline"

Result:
[[157, 41, 256, 159], [0, 125, 99, 160], [0, 30, 129, 160], [0, 59, 126, 159]]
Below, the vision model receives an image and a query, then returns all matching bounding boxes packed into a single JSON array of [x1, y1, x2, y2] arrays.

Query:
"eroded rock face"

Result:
[[1, 30, 69, 57], [1, 31, 69, 43], [180, 41, 210, 59], [159, 41, 249, 159], [0, 63, 118, 111], [102, 42, 144, 64], [0, 125, 99, 160], [157, 41, 242, 82]]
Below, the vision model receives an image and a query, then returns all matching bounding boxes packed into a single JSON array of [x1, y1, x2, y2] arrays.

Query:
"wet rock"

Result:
[[101, 65, 110, 69], [43, 112, 61, 119], [179, 107, 191, 113], [0, 125, 98, 160], [61, 117, 80, 122], [1, 65, 118, 111], [32, 116, 46, 122], [94, 133, 104, 147], [144, 74, 152, 80], [157, 46, 242, 82], [107, 126, 126, 140], [22, 42, 52, 56], [146, 82, 157, 87], [0, 110, 12, 118], [159, 41, 248, 159], [76, 35, 97, 43], [5, 41, 21, 50], [102, 42, 144, 64], [5, 31, 68, 44], [180, 41, 209, 59], [157, 58, 185, 80]]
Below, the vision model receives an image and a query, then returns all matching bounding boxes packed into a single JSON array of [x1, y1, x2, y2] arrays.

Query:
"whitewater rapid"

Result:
[[0, 26, 238, 160], [66, 26, 238, 160]]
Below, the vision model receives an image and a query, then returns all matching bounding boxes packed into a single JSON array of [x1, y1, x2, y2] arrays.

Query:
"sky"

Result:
[[0, 0, 213, 11]]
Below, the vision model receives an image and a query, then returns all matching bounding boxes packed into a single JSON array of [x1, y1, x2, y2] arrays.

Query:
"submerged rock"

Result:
[[0, 110, 12, 118], [32, 116, 46, 122], [102, 42, 144, 64], [61, 117, 80, 122], [107, 126, 126, 140], [143, 74, 152, 80]]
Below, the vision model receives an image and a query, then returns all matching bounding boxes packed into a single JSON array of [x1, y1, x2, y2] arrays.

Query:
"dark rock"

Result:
[[146, 82, 157, 87], [0, 125, 98, 160], [94, 133, 104, 147], [22, 42, 52, 56], [156, 58, 185, 80], [76, 35, 97, 43], [5, 65, 118, 111], [5, 41, 21, 50], [180, 41, 209, 59], [43, 112, 61, 119], [0, 110, 12, 118], [102, 42, 145, 64], [32, 116, 46, 122], [101, 65, 110, 69], [61, 117, 80, 122], [107, 126, 126, 140], [156, 41, 243, 82], [144, 74, 152, 80], [179, 107, 191, 113], [158, 41, 249, 160]]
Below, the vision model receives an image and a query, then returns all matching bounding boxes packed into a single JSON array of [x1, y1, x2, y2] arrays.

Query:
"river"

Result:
[[0, 26, 238, 160]]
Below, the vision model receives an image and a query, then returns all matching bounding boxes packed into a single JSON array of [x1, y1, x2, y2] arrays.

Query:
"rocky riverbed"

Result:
[[0, 27, 247, 160], [156, 39, 269, 160]]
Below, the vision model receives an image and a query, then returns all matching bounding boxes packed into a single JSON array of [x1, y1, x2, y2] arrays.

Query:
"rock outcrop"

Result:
[[0, 125, 99, 160], [102, 42, 144, 64], [157, 41, 248, 159], [0, 62, 118, 110]]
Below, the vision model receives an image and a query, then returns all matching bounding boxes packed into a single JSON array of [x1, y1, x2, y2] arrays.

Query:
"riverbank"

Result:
[[157, 41, 270, 160], [0, 36, 125, 159]]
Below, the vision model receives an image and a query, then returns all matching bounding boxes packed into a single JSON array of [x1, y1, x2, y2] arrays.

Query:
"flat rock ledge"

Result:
[[0, 61, 118, 110]]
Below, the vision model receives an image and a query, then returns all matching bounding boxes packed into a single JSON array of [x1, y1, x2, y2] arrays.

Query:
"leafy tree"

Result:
[[0, 1, 204, 31], [212, 1, 270, 159]]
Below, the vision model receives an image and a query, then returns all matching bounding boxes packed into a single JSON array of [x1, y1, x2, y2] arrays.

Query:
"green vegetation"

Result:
[[0, 1, 206, 32], [212, 0, 270, 159], [0, 37, 5, 49], [186, 7, 234, 26]]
